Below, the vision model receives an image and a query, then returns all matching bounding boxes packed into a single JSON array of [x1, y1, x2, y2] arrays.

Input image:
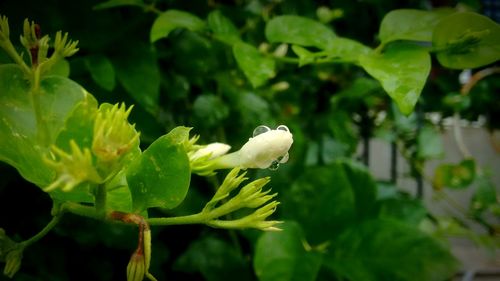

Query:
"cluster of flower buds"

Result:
[[202, 168, 282, 231]]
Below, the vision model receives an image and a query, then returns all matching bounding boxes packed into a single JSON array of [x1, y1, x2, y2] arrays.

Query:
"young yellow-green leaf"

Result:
[[150, 10, 206, 43], [0, 64, 90, 187], [379, 9, 455, 44], [46, 59, 70, 77], [359, 43, 430, 115], [254, 221, 323, 281], [265, 15, 336, 50], [433, 159, 476, 190], [126, 129, 191, 212], [207, 10, 240, 45], [84, 55, 115, 91], [233, 42, 276, 88], [433, 12, 500, 69]]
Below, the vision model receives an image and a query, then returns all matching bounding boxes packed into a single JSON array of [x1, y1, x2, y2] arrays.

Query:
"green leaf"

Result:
[[84, 55, 115, 91], [470, 174, 498, 216], [46, 59, 70, 77], [265, 15, 336, 50], [378, 197, 427, 225], [379, 9, 455, 44], [233, 42, 276, 88], [93, 0, 144, 10], [207, 10, 240, 45], [417, 125, 443, 159], [433, 12, 500, 69], [324, 219, 459, 281], [359, 43, 431, 115], [324, 37, 372, 61], [254, 221, 323, 281], [282, 160, 376, 244], [113, 43, 160, 114], [433, 159, 476, 190], [126, 128, 191, 212], [150, 10, 206, 43], [174, 236, 253, 281], [0, 64, 90, 187], [193, 94, 229, 127]]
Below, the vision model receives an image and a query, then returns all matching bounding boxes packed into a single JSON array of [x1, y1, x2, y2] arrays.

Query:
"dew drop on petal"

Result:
[[253, 125, 271, 137], [268, 160, 280, 171], [276, 125, 289, 132]]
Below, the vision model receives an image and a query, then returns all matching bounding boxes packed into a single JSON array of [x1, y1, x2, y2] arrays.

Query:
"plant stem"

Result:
[[0, 39, 31, 74], [94, 184, 107, 216], [147, 213, 207, 226], [62, 202, 106, 221], [20, 212, 64, 248]]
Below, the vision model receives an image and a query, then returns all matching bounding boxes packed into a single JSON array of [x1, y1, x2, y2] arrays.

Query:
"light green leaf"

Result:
[[0, 64, 90, 187], [265, 15, 336, 50], [150, 10, 206, 43], [84, 55, 115, 91], [325, 37, 372, 61], [113, 43, 160, 114], [379, 9, 455, 44], [233, 42, 275, 88], [93, 0, 144, 10], [417, 125, 443, 159], [254, 221, 322, 281], [324, 219, 459, 281], [282, 160, 376, 244], [207, 10, 240, 45], [46, 59, 70, 77], [126, 128, 191, 212], [433, 12, 500, 69], [359, 43, 431, 115]]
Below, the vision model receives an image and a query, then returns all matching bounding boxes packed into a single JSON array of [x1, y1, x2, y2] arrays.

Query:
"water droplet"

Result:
[[253, 125, 271, 137], [276, 125, 289, 132], [268, 160, 280, 171]]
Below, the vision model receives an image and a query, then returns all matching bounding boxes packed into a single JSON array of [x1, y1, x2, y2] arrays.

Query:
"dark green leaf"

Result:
[[93, 0, 144, 10], [359, 43, 431, 115], [379, 9, 455, 44], [265, 15, 336, 50], [84, 55, 115, 91], [175, 236, 252, 281], [282, 160, 376, 243], [324, 219, 459, 281], [126, 128, 191, 211], [233, 42, 276, 88], [150, 10, 206, 43], [433, 159, 476, 189], [193, 94, 229, 127], [207, 10, 240, 45], [378, 197, 427, 225], [433, 12, 500, 69], [254, 221, 322, 281], [113, 43, 160, 114]]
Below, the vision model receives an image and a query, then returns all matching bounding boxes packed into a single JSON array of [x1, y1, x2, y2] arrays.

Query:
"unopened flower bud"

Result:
[[44, 140, 102, 192], [216, 125, 293, 169], [92, 103, 140, 163], [127, 249, 145, 281], [3, 247, 23, 278]]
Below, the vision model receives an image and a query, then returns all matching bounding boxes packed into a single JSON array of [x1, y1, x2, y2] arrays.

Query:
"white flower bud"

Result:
[[190, 142, 231, 161], [238, 125, 293, 169]]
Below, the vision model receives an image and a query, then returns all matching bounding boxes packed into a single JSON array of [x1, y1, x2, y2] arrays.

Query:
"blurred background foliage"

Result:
[[0, 0, 498, 280]]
